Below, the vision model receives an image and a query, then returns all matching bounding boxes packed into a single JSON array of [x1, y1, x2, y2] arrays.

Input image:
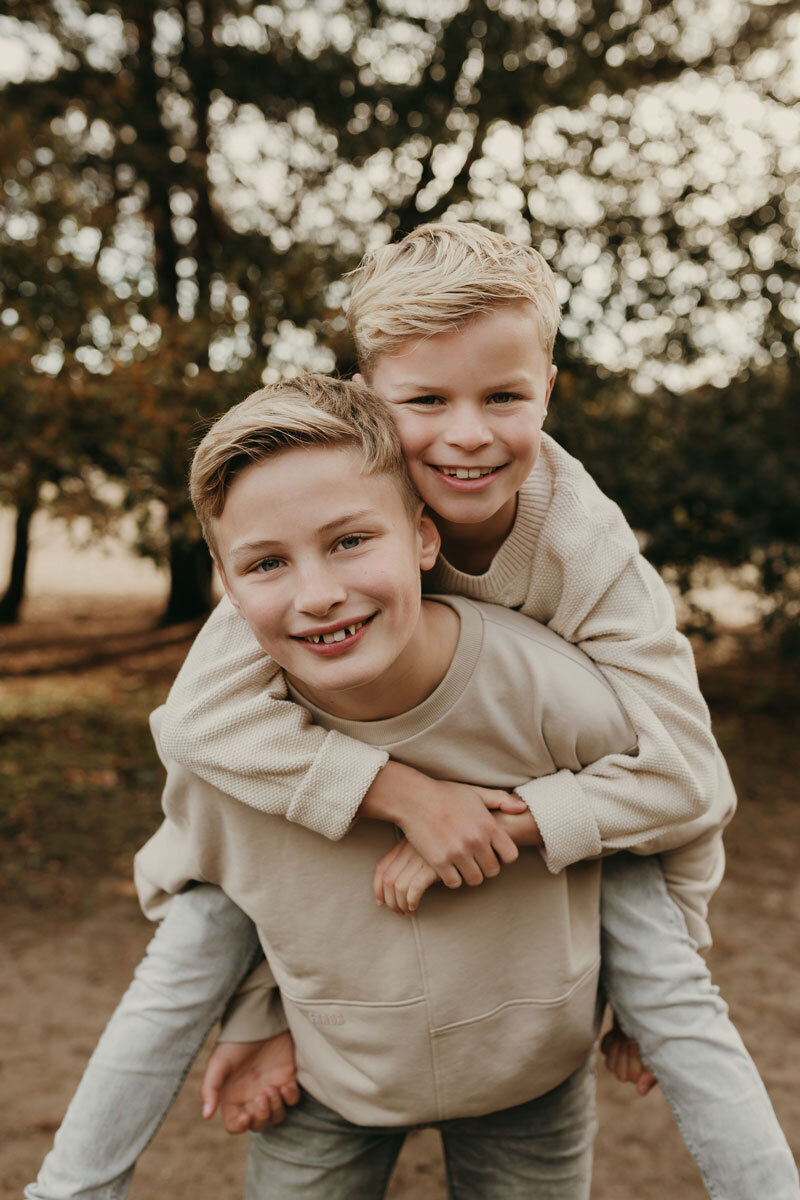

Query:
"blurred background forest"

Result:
[[1, 0, 798, 635], [2, 3, 800, 1198]]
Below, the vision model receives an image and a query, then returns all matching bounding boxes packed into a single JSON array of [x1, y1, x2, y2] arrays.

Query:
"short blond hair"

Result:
[[348, 221, 560, 371], [190, 374, 420, 554]]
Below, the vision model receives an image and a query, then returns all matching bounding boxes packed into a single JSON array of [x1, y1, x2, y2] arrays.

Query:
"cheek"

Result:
[[507, 418, 542, 458], [392, 415, 428, 460]]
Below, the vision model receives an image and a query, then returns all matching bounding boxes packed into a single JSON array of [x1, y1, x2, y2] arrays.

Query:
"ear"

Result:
[[353, 371, 365, 386], [214, 557, 243, 617], [542, 364, 557, 419], [417, 508, 440, 571]]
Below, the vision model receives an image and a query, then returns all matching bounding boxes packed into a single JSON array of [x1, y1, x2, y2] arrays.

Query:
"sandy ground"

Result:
[[1, 593, 799, 1197], [3, 834, 798, 1200]]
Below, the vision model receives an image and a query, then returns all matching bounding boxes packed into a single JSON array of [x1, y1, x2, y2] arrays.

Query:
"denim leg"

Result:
[[441, 1056, 597, 1200], [601, 853, 799, 1200], [25, 886, 262, 1200], [244, 1089, 406, 1200]]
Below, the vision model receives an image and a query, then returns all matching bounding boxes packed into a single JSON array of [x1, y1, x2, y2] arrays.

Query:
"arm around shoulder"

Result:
[[155, 598, 388, 839], [521, 506, 720, 870]]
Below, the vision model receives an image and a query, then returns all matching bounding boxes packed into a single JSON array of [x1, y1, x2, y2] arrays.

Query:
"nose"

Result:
[[293, 559, 347, 617], [443, 403, 492, 453]]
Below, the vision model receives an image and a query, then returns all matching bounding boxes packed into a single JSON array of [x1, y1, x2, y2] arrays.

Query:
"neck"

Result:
[[436, 495, 517, 575], [288, 599, 460, 722]]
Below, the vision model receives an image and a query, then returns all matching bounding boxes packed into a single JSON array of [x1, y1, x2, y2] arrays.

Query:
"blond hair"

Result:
[[190, 374, 419, 554], [348, 221, 560, 371]]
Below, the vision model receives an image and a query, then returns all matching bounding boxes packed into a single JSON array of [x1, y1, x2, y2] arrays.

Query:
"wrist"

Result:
[[358, 761, 426, 826]]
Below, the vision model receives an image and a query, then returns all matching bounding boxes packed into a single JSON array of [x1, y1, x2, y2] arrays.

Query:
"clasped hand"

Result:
[[375, 787, 539, 915]]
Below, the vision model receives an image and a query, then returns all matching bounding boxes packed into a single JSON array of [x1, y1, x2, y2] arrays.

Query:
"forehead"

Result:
[[215, 444, 409, 549], [369, 302, 550, 386]]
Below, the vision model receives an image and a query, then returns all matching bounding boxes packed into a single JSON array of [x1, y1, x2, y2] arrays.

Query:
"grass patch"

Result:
[[0, 676, 169, 911]]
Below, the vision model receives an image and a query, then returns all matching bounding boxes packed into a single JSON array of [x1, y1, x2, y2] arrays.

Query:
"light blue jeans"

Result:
[[27, 863, 799, 1199], [25, 886, 262, 1200], [601, 852, 799, 1200], [244, 1061, 596, 1200]]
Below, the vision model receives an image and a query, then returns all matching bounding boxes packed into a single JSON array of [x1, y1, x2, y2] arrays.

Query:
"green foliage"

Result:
[[1, 0, 798, 627]]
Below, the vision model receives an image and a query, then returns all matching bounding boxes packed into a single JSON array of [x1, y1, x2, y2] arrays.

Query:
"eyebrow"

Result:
[[229, 509, 381, 558], [387, 375, 533, 393]]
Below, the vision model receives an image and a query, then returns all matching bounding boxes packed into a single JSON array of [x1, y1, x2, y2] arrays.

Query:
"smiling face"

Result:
[[213, 443, 441, 717], [368, 302, 557, 559]]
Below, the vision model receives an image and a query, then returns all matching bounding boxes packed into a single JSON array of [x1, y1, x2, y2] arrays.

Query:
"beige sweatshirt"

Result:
[[137, 598, 638, 1126], [157, 433, 734, 889]]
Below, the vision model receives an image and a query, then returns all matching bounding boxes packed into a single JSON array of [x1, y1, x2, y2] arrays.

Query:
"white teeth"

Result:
[[441, 467, 496, 479], [305, 620, 365, 644]]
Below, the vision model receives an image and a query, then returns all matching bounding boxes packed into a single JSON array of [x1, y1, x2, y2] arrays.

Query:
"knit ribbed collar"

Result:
[[286, 596, 484, 746], [426, 438, 554, 601]]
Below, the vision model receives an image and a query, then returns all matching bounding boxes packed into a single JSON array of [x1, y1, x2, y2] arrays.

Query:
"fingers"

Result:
[[637, 1069, 658, 1096], [481, 790, 528, 814], [491, 828, 520, 866], [453, 854, 484, 887], [250, 1087, 286, 1132], [373, 841, 406, 905], [221, 1084, 297, 1135], [601, 1028, 658, 1095], [220, 1102, 253, 1135], [405, 866, 438, 913], [200, 1057, 229, 1120]]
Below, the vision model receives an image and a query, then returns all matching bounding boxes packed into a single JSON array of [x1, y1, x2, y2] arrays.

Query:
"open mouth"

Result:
[[293, 614, 376, 650]]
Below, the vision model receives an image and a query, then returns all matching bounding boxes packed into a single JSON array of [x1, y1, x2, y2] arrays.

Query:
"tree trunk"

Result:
[[0, 499, 34, 624], [160, 534, 214, 626]]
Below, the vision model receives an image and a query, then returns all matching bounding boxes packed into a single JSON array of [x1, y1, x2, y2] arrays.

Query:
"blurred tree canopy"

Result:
[[0, 0, 798, 631]]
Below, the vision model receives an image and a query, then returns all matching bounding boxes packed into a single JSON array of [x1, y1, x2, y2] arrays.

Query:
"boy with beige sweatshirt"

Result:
[[27, 227, 798, 1199]]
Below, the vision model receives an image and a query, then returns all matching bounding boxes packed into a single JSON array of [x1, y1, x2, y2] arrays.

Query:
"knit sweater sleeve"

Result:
[[157, 597, 388, 840], [515, 493, 720, 875]]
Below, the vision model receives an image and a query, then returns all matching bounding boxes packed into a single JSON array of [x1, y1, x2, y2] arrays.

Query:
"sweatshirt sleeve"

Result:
[[218, 961, 290, 1043], [157, 596, 389, 840], [516, 512, 721, 875]]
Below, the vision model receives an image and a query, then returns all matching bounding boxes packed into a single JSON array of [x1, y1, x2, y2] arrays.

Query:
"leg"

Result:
[[244, 1088, 406, 1200], [601, 852, 799, 1200], [26, 885, 262, 1200], [440, 1056, 597, 1200]]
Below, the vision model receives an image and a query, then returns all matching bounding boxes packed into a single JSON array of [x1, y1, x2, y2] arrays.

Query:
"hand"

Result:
[[373, 838, 439, 915], [201, 1032, 301, 1134], [400, 779, 529, 888], [600, 1017, 658, 1097], [360, 763, 529, 889]]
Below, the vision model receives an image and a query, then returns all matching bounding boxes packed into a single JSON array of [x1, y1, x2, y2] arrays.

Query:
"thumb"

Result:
[[482, 791, 527, 814], [200, 1055, 231, 1119]]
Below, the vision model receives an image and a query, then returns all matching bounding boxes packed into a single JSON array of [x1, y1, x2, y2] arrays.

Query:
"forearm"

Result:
[[218, 960, 289, 1043], [493, 809, 542, 847], [26, 887, 261, 1200], [528, 546, 722, 872]]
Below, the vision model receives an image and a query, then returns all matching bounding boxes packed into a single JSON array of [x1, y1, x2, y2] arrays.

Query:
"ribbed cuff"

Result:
[[515, 770, 602, 874], [286, 731, 389, 840]]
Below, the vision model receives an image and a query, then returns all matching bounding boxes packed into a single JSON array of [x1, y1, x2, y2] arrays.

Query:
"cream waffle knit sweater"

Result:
[[159, 434, 733, 877]]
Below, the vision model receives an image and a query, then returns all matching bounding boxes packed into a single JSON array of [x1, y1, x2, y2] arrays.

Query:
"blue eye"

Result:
[[405, 395, 442, 406], [338, 535, 365, 550], [254, 558, 281, 573], [489, 392, 519, 404]]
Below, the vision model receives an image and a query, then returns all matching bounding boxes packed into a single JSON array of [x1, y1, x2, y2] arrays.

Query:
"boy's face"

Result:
[[213, 444, 439, 710], [366, 302, 557, 537]]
